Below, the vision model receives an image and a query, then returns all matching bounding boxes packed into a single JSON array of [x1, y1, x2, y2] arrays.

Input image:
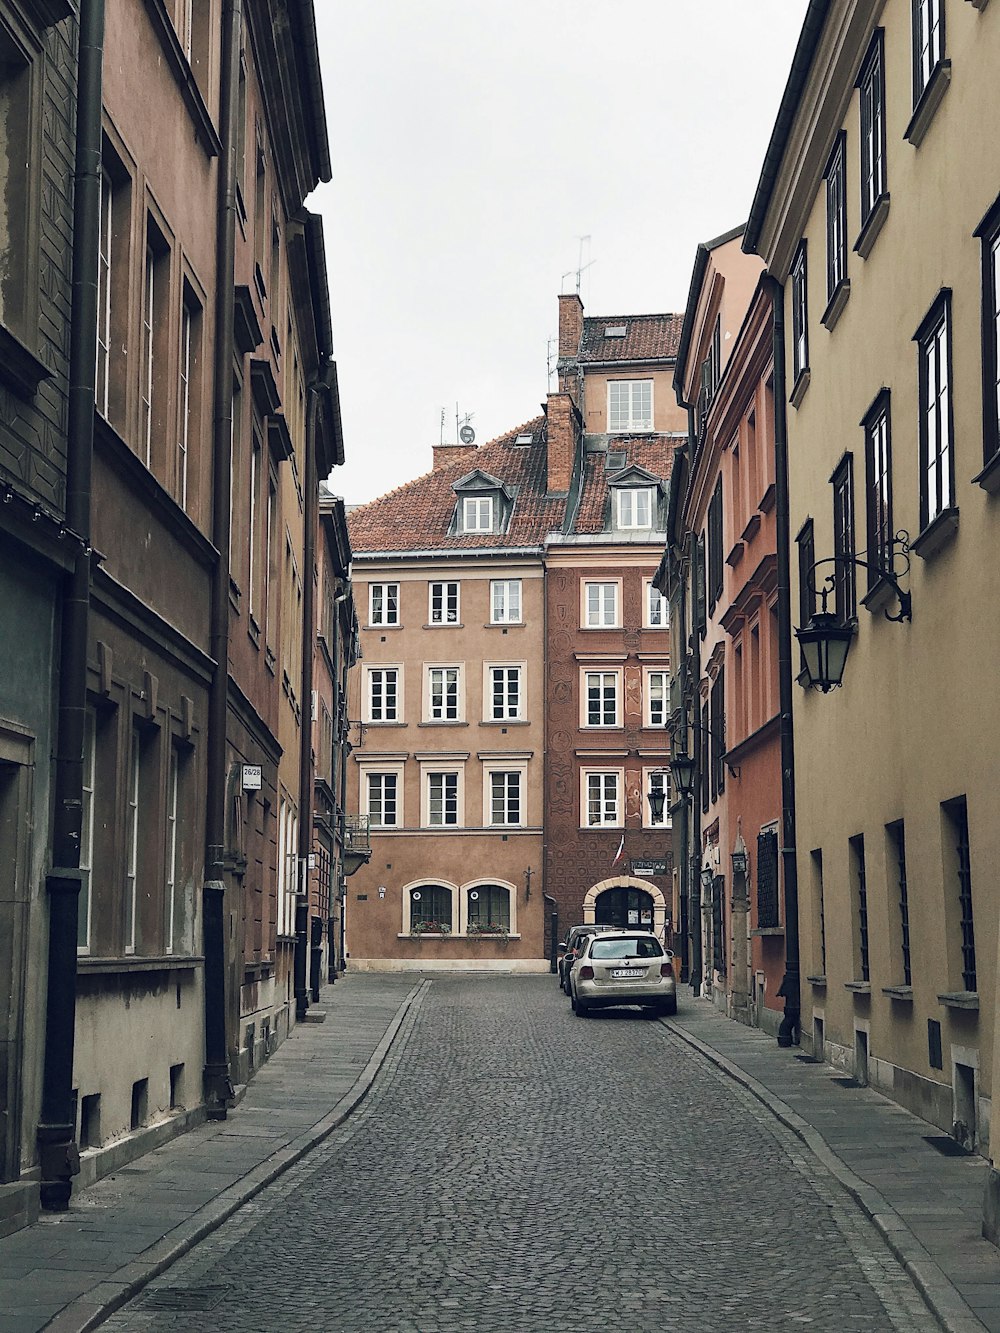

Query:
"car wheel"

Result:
[[659, 997, 677, 1017], [574, 997, 591, 1018]]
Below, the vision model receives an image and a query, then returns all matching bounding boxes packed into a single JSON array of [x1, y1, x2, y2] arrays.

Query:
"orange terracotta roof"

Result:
[[572, 437, 677, 535], [347, 417, 564, 553], [579, 314, 683, 364]]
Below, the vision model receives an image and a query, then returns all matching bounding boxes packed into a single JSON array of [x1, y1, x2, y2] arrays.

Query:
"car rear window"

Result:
[[590, 937, 663, 960]]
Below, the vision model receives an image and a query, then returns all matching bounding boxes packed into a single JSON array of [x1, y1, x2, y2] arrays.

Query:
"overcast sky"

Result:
[[310, 2, 807, 506]]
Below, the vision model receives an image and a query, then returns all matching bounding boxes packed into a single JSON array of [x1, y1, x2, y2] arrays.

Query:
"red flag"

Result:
[[611, 833, 626, 873]]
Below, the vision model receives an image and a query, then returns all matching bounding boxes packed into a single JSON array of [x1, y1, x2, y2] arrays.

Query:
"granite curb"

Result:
[[41, 979, 430, 1333], [663, 1015, 987, 1333]]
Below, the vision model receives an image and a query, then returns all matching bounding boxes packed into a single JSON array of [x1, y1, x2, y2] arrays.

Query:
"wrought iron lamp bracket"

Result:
[[806, 531, 912, 624]]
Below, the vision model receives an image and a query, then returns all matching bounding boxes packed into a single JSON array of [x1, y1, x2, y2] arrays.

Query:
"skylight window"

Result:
[[514, 433, 533, 445], [604, 325, 627, 337]]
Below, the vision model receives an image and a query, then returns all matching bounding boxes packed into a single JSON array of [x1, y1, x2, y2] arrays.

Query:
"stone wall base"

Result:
[[348, 957, 551, 973]]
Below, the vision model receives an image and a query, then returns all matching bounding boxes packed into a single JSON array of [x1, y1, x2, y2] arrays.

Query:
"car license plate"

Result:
[[611, 968, 644, 979]]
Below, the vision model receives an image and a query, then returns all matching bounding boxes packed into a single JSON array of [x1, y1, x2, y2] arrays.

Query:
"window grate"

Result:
[[954, 802, 976, 991], [889, 821, 911, 986], [756, 830, 779, 929], [852, 835, 869, 983]]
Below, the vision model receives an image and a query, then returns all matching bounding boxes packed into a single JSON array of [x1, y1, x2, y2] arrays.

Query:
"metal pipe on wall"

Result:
[[37, 0, 106, 1212], [203, 0, 242, 1116], [766, 275, 802, 1048]]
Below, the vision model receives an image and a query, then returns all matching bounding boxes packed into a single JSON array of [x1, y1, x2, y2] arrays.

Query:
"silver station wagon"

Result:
[[569, 930, 677, 1018]]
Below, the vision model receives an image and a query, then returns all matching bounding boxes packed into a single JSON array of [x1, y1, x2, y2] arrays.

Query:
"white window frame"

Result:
[[124, 733, 140, 955], [581, 768, 624, 829], [490, 578, 522, 624], [178, 301, 192, 510], [96, 168, 113, 418], [608, 379, 653, 433], [644, 668, 669, 729], [462, 877, 517, 935], [425, 664, 463, 722], [165, 747, 179, 954], [420, 766, 465, 828], [483, 764, 527, 828], [369, 581, 400, 627], [462, 495, 494, 532], [616, 487, 654, 530], [642, 766, 672, 830], [484, 662, 524, 722], [402, 878, 459, 935], [581, 669, 622, 728], [141, 244, 155, 466], [428, 580, 460, 625], [78, 709, 96, 955], [644, 578, 669, 628], [366, 664, 402, 723], [582, 579, 621, 629], [364, 764, 404, 829]]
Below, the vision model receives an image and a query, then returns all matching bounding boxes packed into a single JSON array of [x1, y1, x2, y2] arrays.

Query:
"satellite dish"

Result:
[[459, 425, 476, 445]]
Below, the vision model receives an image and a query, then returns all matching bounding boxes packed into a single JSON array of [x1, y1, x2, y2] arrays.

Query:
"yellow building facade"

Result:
[[745, 0, 1000, 1227]]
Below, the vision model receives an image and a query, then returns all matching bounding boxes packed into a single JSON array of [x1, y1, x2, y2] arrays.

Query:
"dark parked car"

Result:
[[557, 924, 614, 994]]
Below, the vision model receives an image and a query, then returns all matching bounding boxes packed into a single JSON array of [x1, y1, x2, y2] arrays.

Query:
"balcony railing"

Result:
[[342, 814, 372, 876]]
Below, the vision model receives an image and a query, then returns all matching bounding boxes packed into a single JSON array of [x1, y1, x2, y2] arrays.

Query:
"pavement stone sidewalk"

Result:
[[0, 974, 422, 1333], [669, 997, 1000, 1333]]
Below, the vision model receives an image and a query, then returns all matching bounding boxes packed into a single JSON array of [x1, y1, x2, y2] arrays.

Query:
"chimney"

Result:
[[432, 442, 478, 470], [546, 391, 577, 495], [558, 292, 584, 359]]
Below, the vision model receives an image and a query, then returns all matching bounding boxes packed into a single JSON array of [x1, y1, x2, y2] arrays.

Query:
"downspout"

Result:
[[767, 274, 802, 1047], [674, 541, 690, 985], [295, 373, 330, 1022], [325, 582, 347, 983], [203, 0, 241, 1115], [688, 527, 704, 998], [37, 0, 105, 1211]]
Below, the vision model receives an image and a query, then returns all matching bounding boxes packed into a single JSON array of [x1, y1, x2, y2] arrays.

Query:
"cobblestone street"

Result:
[[103, 977, 938, 1333]]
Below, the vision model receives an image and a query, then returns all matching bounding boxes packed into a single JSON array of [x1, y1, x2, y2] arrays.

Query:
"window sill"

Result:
[[423, 623, 464, 630], [418, 720, 468, 727], [0, 326, 52, 400], [912, 507, 959, 559], [141, 0, 222, 156], [789, 368, 811, 410], [398, 933, 521, 941], [580, 625, 623, 632], [821, 278, 851, 331], [580, 825, 625, 833], [973, 451, 1000, 494], [228, 577, 241, 612], [740, 513, 761, 543], [751, 926, 784, 937], [248, 614, 261, 650], [861, 574, 897, 615], [758, 483, 777, 514], [806, 974, 827, 987], [968, 0, 991, 9], [854, 194, 890, 260], [938, 990, 979, 1011], [844, 980, 871, 994], [478, 719, 530, 726], [364, 720, 406, 727], [365, 623, 402, 632], [78, 954, 203, 974], [882, 985, 913, 1001], [904, 60, 952, 148], [725, 541, 745, 568], [486, 622, 524, 629]]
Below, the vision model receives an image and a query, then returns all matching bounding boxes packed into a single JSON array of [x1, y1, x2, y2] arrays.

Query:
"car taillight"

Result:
[[580, 965, 594, 980], [660, 963, 673, 977]]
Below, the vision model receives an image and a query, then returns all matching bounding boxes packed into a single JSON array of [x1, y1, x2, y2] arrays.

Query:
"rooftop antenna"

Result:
[[547, 336, 556, 389], [561, 234, 595, 296], [439, 407, 446, 446], [456, 404, 475, 446]]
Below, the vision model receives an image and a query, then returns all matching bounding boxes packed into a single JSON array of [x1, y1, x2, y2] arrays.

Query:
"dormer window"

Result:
[[616, 487, 653, 529], [608, 379, 653, 433], [462, 496, 494, 532]]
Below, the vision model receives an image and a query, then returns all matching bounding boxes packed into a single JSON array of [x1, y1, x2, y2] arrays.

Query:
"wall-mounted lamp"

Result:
[[669, 751, 697, 800], [796, 533, 911, 693]]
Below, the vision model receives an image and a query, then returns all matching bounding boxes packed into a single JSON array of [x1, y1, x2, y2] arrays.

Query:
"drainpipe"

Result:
[[688, 533, 704, 997], [203, 0, 241, 1116], [295, 371, 331, 1022], [37, 0, 105, 1211], [767, 275, 802, 1048], [673, 549, 690, 985]]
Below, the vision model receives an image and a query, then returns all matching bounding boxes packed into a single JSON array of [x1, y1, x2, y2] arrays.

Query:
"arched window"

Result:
[[409, 884, 452, 934], [467, 884, 510, 933]]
